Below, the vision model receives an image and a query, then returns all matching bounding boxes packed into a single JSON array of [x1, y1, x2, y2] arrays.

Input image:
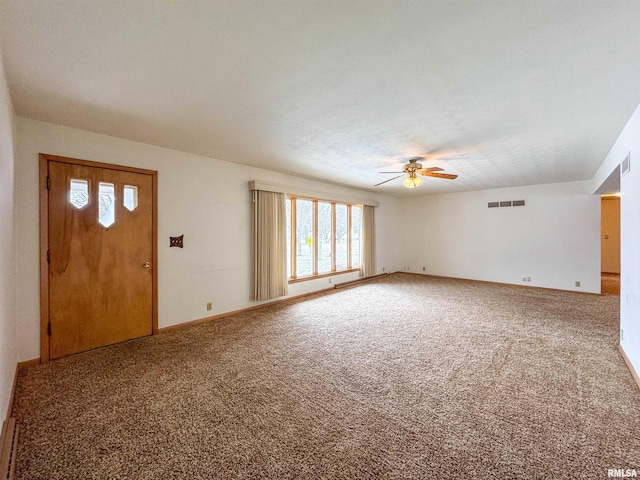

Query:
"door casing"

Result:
[[39, 153, 158, 363]]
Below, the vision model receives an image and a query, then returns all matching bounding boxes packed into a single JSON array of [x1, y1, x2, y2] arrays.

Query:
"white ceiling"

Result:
[[1, 1, 640, 196]]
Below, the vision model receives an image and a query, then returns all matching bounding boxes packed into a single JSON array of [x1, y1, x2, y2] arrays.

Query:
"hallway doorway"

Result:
[[601, 194, 620, 296], [601, 273, 620, 295]]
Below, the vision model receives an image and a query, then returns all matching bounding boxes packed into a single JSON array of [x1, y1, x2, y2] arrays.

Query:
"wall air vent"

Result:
[[621, 153, 630, 176], [489, 200, 525, 208]]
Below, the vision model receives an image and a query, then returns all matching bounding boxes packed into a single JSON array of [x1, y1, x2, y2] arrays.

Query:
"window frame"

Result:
[[287, 195, 362, 283]]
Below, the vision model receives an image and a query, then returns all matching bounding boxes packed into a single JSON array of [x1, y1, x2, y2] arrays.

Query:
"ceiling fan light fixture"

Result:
[[374, 156, 457, 188], [403, 176, 423, 188]]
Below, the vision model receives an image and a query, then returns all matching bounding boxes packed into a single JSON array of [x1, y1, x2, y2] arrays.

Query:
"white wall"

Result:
[[0, 51, 17, 418], [14, 117, 402, 362], [399, 181, 601, 293], [593, 103, 640, 379]]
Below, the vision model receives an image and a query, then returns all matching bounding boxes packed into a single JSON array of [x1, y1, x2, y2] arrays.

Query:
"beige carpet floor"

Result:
[[13, 274, 640, 479]]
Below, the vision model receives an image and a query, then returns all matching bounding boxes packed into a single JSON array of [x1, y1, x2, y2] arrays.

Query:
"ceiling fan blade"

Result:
[[377, 171, 404, 173], [422, 171, 458, 180], [418, 167, 444, 173], [374, 175, 404, 187]]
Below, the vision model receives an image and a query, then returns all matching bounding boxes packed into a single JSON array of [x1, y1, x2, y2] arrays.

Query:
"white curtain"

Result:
[[360, 205, 376, 277], [252, 190, 288, 300]]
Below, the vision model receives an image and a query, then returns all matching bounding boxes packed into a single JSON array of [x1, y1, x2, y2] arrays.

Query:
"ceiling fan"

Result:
[[375, 157, 458, 188]]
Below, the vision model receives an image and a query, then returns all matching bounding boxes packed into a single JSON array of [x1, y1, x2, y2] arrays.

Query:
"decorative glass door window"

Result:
[[123, 185, 139, 211], [98, 182, 116, 228], [69, 181, 137, 227], [69, 179, 89, 209]]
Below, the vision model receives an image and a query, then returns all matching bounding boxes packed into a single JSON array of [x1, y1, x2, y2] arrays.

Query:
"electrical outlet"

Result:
[[328, 278, 332, 284], [406, 267, 410, 271], [206, 302, 212, 311], [527, 277, 531, 282], [522, 277, 527, 281], [422, 267, 426, 272], [382, 267, 385, 272], [575, 281, 581, 287]]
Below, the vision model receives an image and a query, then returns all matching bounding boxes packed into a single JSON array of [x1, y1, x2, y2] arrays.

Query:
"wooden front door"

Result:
[[41, 155, 157, 360]]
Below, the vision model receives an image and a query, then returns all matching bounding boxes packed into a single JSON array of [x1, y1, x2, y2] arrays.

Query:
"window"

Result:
[[286, 198, 292, 278], [295, 199, 313, 277], [335, 204, 348, 270], [69, 179, 89, 209], [286, 196, 362, 281], [317, 202, 332, 273], [98, 182, 115, 228], [351, 205, 362, 268], [123, 185, 139, 211]]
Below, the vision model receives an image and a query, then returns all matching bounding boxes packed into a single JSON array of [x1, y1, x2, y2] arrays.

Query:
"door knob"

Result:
[[143, 262, 151, 269]]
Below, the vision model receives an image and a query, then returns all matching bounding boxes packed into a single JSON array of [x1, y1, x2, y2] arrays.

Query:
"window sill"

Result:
[[288, 269, 360, 284]]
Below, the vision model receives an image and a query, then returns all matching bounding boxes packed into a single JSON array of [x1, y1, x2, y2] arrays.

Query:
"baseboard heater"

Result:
[[334, 272, 390, 289], [0, 418, 18, 480]]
